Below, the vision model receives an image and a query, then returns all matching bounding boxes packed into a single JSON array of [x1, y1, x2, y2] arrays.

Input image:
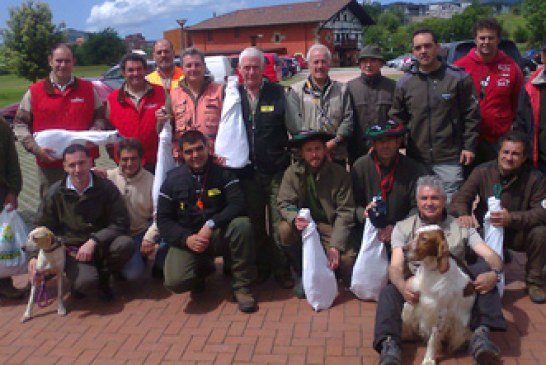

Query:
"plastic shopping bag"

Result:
[[152, 122, 176, 212], [0, 206, 28, 277], [350, 219, 389, 301], [34, 130, 122, 160], [483, 196, 504, 297], [300, 208, 337, 311], [215, 76, 250, 168]]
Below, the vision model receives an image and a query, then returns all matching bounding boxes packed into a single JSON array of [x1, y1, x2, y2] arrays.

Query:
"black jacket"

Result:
[[238, 82, 298, 175], [157, 159, 246, 249]]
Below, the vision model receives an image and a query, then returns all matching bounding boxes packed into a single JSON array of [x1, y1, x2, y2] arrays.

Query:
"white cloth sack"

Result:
[[33, 129, 122, 160], [350, 219, 389, 301], [0, 206, 28, 277], [483, 197, 505, 297], [300, 208, 337, 311], [215, 76, 250, 168], [152, 122, 177, 212]]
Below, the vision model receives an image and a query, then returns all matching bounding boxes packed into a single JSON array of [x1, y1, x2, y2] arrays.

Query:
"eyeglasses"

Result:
[[480, 75, 490, 100]]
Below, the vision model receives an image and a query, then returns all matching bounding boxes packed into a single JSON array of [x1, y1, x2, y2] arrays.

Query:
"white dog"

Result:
[[402, 225, 476, 365], [21, 226, 66, 323]]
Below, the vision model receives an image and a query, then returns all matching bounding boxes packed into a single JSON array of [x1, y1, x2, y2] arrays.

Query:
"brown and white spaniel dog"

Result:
[[402, 225, 475, 365]]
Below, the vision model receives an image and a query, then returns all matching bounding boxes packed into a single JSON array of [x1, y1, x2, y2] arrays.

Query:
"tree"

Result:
[[513, 25, 529, 44], [449, 1, 493, 41], [3, 0, 65, 82], [362, 2, 383, 23], [522, 0, 546, 46], [76, 28, 126, 65]]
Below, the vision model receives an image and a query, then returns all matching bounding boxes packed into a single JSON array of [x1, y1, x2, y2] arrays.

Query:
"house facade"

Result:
[[164, 0, 374, 66]]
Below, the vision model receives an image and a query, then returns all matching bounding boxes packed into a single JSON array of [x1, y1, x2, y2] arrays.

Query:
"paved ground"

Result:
[[2, 115, 544, 364]]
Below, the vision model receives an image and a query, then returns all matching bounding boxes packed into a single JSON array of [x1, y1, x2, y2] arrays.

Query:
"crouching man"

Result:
[[374, 175, 506, 365], [156, 131, 257, 313], [277, 131, 355, 298], [28, 144, 134, 299]]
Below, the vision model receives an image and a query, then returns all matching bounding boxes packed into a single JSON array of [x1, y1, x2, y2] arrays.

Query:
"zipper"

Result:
[[427, 77, 433, 163]]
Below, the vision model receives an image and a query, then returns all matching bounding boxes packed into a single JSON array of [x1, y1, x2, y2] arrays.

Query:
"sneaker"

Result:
[[234, 291, 257, 313], [379, 336, 401, 365], [0, 279, 26, 299], [293, 276, 305, 299], [469, 326, 500, 365], [274, 269, 294, 289], [527, 284, 546, 304]]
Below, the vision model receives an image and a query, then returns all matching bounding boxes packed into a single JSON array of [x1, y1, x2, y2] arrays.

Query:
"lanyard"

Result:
[[195, 168, 209, 210], [373, 153, 399, 200]]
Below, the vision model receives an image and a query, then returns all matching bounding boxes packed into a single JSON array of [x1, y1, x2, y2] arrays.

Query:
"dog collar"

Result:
[[42, 242, 62, 253]]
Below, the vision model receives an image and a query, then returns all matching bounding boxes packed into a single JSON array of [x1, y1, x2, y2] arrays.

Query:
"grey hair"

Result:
[[307, 43, 332, 63], [180, 47, 205, 64], [239, 47, 264, 68], [416, 175, 446, 200]]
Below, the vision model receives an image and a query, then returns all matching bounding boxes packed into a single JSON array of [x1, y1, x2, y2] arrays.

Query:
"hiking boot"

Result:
[[190, 277, 206, 295], [469, 326, 500, 365], [379, 336, 402, 365], [274, 269, 294, 289], [527, 284, 546, 304], [0, 278, 25, 299], [234, 291, 257, 313], [293, 276, 305, 299], [98, 270, 114, 301]]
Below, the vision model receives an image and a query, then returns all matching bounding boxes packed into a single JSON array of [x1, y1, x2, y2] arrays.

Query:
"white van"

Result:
[[204, 56, 233, 84]]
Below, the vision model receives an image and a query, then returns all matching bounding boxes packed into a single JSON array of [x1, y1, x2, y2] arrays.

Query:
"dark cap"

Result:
[[365, 120, 407, 140], [288, 130, 334, 148], [357, 45, 384, 62]]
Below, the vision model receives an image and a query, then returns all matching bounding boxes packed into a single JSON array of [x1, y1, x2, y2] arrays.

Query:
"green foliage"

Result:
[[74, 28, 126, 66], [522, 0, 546, 46], [513, 25, 530, 43], [378, 11, 402, 33], [362, 2, 382, 23], [448, 0, 493, 40], [3, 0, 65, 82]]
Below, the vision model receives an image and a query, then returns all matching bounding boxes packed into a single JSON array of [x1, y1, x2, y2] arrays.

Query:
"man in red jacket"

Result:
[[106, 53, 165, 172], [13, 43, 105, 197], [455, 17, 523, 169]]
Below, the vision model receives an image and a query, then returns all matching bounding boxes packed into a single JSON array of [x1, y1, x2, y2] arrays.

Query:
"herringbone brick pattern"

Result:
[[1, 145, 543, 365]]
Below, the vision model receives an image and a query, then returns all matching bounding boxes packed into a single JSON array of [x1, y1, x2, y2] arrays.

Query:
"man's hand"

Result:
[[3, 193, 18, 211], [490, 208, 511, 228], [473, 271, 497, 294], [325, 139, 337, 153], [327, 247, 340, 270], [27, 258, 42, 285], [363, 200, 377, 219], [457, 215, 476, 228], [76, 239, 97, 262], [197, 224, 213, 241], [378, 225, 394, 243], [294, 216, 309, 231], [141, 239, 157, 256], [37, 147, 57, 163], [402, 277, 420, 304], [212, 155, 226, 166], [155, 108, 170, 131], [186, 234, 210, 253], [459, 150, 475, 166], [91, 167, 108, 178]]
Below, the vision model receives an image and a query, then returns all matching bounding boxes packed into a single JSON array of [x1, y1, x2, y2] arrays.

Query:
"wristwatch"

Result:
[[206, 219, 216, 229], [493, 269, 503, 283], [334, 135, 343, 145]]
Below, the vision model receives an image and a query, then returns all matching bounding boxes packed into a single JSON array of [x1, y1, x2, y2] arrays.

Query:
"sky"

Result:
[[1, 0, 435, 41]]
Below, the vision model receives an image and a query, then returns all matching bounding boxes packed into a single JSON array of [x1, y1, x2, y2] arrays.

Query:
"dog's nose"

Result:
[[21, 245, 27, 252]]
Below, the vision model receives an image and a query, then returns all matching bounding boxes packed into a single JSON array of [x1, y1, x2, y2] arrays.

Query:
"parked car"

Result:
[[386, 53, 412, 70], [293, 53, 308, 69], [441, 39, 537, 75], [204, 55, 233, 84], [228, 52, 283, 83], [281, 57, 299, 77]]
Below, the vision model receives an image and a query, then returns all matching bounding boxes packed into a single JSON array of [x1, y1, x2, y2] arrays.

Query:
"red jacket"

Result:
[[108, 83, 165, 166], [523, 67, 545, 167], [455, 49, 523, 144], [30, 78, 98, 168]]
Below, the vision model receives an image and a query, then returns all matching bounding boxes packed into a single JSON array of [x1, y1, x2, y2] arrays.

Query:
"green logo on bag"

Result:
[[0, 251, 21, 259], [1, 224, 14, 243]]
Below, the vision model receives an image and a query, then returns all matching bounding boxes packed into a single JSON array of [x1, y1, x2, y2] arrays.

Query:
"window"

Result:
[[207, 31, 213, 42], [273, 33, 282, 43]]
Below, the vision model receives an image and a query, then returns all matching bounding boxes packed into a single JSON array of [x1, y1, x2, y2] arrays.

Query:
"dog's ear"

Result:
[[437, 232, 449, 273]]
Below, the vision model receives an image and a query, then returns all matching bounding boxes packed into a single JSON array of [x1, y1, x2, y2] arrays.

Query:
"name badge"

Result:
[[179, 202, 185, 210], [143, 103, 158, 109], [207, 188, 221, 197], [260, 105, 274, 112], [70, 97, 85, 103]]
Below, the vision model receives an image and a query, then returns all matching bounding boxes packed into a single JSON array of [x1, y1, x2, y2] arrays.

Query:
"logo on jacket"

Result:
[[70, 97, 85, 103], [143, 103, 158, 109], [497, 78, 510, 87], [441, 94, 452, 101], [498, 64, 511, 72]]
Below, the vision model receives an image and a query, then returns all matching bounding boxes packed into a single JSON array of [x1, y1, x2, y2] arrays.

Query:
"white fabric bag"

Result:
[[215, 76, 250, 168], [0, 206, 28, 277], [483, 196, 505, 297], [152, 122, 177, 212], [350, 219, 389, 301], [300, 208, 338, 311], [33, 129, 121, 159]]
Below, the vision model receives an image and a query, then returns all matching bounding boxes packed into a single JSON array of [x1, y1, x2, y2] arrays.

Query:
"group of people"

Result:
[[0, 15, 544, 365]]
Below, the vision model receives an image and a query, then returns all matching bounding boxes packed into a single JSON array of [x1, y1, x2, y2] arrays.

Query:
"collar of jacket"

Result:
[[43, 76, 80, 95], [117, 81, 155, 105], [531, 67, 546, 86], [178, 75, 214, 93], [408, 57, 446, 76], [304, 75, 332, 96], [497, 161, 531, 189], [361, 72, 382, 85], [59, 170, 102, 195], [294, 159, 330, 180]]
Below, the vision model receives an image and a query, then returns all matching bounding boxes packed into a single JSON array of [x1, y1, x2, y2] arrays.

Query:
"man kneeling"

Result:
[[28, 144, 134, 299], [156, 131, 257, 313]]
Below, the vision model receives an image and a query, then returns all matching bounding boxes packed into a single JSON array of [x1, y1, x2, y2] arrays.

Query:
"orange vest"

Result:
[[170, 81, 223, 154], [146, 67, 184, 93]]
